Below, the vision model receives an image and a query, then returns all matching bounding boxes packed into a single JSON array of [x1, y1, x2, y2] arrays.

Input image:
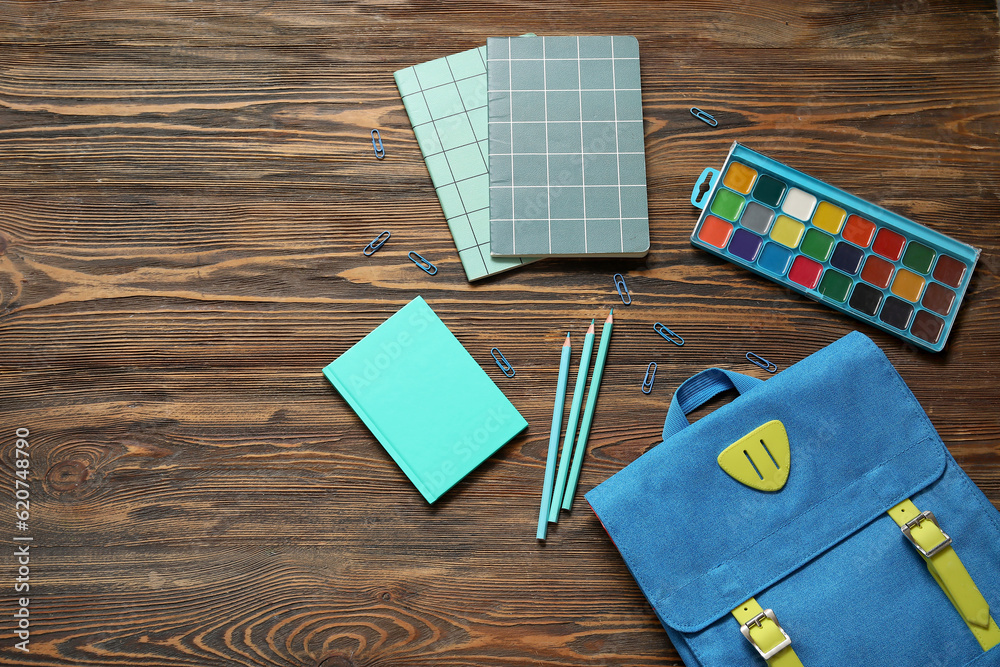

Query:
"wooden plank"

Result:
[[1, 1, 998, 665]]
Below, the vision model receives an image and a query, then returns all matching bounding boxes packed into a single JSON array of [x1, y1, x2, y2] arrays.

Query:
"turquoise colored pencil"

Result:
[[562, 310, 613, 511], [548, 319, 595, 523], [537, 332, 572, 540]]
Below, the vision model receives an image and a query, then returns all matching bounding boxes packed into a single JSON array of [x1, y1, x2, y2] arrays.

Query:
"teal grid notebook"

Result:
[[487, 35, 650, 257], [395, 44, 538, 281], [323, 296, 528, 503]]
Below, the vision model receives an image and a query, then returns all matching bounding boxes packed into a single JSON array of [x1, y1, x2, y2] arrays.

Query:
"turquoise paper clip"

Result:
[[364, 230, 390, 256], [654, 322, 684, 346], [491, 347, 515, 377], [641, 362, 656, 394], [408, 251, 437, 275], [690, 107, 718, 127], [746, 352, 777, 373], [371, 129, 385, 159], [613, 273, 631, 305]]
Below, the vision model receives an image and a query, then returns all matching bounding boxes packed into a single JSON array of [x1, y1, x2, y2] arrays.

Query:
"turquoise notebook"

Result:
[[394, 42, 539, 281], [323, 296, 528, 503]]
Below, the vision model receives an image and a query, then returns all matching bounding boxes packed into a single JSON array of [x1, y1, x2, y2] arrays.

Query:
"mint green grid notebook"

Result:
[[323, 296, 528, 503], [487, 36, 650, 257], [395, 44, 539, 281]]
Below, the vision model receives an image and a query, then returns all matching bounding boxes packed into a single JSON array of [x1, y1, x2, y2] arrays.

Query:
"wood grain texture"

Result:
[[1, 1, 998, 665]]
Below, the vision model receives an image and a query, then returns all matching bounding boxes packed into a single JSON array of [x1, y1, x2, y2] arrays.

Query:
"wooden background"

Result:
[[2, 1, 999, 665]]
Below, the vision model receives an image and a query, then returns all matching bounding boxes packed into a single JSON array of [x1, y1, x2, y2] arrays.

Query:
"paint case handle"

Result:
[[691, 167, 720, 209]]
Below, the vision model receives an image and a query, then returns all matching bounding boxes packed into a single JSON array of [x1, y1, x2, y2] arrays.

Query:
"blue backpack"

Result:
[[586, 332, 1000, 666]]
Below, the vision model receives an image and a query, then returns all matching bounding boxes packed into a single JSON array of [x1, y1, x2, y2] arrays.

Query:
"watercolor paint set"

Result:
[[690, 143, 980, 352]]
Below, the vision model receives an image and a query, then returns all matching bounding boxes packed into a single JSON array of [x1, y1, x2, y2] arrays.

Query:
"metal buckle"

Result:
[[901, 511, 952, 558], [740, 609, 792, 661]]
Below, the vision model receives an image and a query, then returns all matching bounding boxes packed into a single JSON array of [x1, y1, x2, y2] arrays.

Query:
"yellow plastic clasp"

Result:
[[718, 420, 790, 492]]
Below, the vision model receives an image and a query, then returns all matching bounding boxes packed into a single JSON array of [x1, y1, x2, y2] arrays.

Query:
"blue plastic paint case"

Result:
[[690, 142, 980, 352]]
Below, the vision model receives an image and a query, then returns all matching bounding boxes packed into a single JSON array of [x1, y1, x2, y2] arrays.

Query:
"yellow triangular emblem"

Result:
[[717, 420, 790, 492]]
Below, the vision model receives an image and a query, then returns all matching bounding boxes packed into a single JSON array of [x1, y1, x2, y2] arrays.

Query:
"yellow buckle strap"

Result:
[[889, 499, 1000, 651], [732, 598, 804, 666]]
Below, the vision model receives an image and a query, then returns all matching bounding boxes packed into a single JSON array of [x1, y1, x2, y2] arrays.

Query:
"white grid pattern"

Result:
[[487, 35, 649, 257], [395, 44, 538, 280]]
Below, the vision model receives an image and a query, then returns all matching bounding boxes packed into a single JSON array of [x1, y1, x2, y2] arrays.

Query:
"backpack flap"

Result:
[[586, 332, 949, 635]]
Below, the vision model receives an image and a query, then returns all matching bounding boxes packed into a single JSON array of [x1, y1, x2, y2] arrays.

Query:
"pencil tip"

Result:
[[564, 332, 571, 345], [586, 320, 595, 334], [606, 310, 614, 323]]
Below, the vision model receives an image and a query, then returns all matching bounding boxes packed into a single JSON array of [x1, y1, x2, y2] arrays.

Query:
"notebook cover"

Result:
[[323, 296, 528, 503], [487, 35, 650, 257], [394, 43, 539, 281]]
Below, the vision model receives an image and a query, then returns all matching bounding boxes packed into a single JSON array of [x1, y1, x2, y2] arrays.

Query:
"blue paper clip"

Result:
[[653, 322, 684, 346], [746, 352, 777, 373], [363, 230, 390, 256], [371, 129, 385, 159], [690, 107, 718, 127], [641, 362, 656, 394], [491, 347, 515, 377], [408, 251, 437, 275], [613, 273, 631, 305]]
